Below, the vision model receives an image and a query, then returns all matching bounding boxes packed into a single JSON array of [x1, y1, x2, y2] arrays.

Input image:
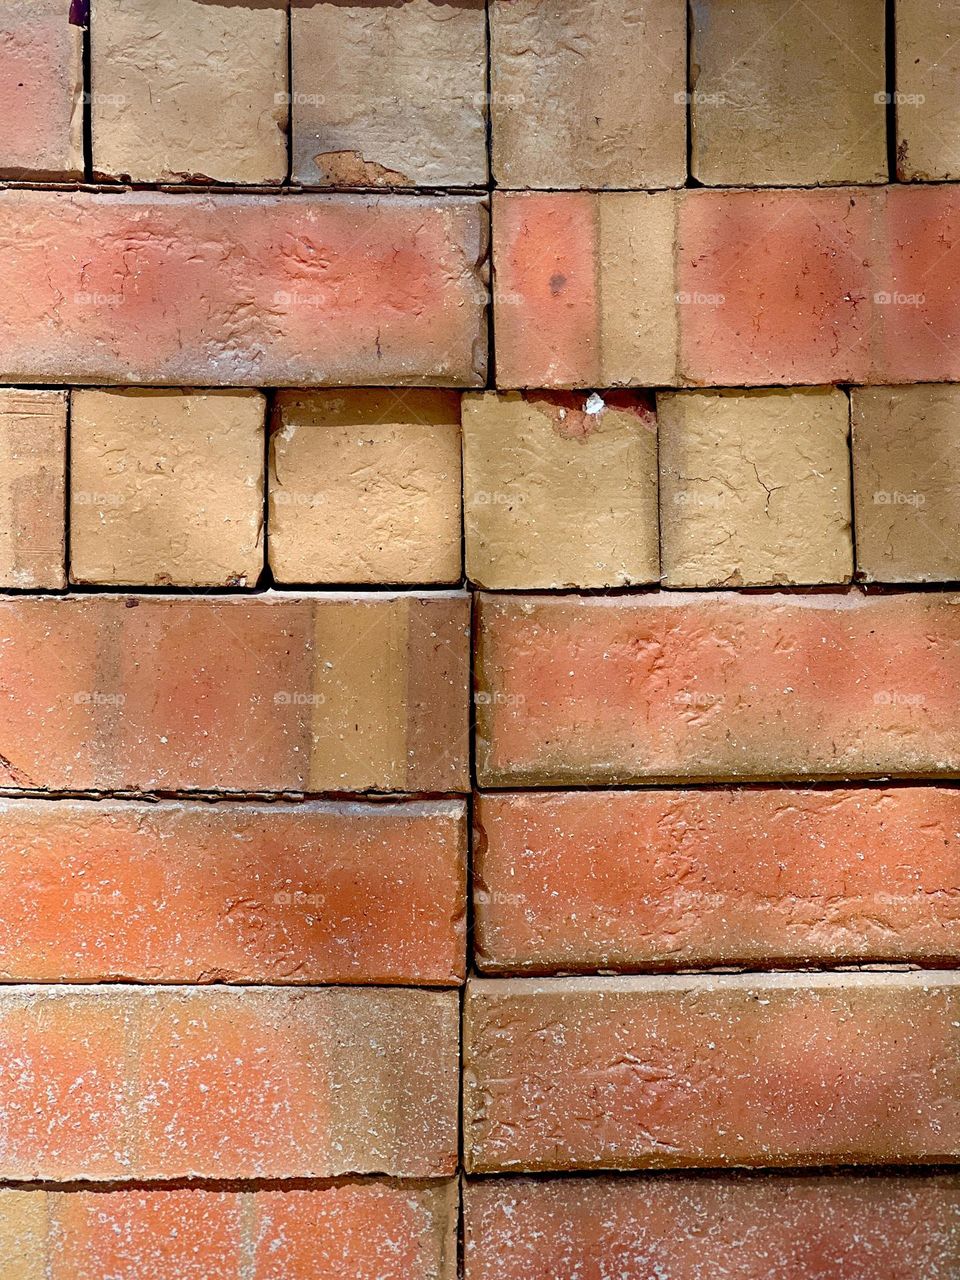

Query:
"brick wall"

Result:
[[0, 0, 959, 1275]]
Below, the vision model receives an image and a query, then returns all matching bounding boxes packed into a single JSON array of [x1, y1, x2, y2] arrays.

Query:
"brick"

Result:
[[0, 796, 465, 984], [0, 594, 469, 794], [0, 390, 66, 590], [0, 985, 458, 1179], [658, 388, 852, 587], [464, 1174, 960, 1280], [0, 0, 82, 179], [70, 389, 264, 588], [91, 0, 287, 184], [269, 390, 462, 586], [0, 190, 487, 387], [896, 0, 960, 180], [0, 1191, 45, 1280], [690, 0, 886, 186], [474, 788, 960, 973], [475, 592, 960, 786], [463, 391, 659, 589], [291, 0, 486, 188], [490, 0, 685, 189], [463, 971, 960, 1172]]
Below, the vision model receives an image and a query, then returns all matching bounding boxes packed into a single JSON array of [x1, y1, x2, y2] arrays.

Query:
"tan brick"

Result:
[[0, 390, 66, 590], [292, 0, 486, 187], [70, 389, 264, 588], [464, 972, 960, 1171], [659, 388, 853, 587], [896, 0, 960, 180], [91, 0, 287, 184], [463, 391, 658, 589], [0, 1191, 45, 1280], [269, 390, 462, 586], [0, 0, 82, 179]]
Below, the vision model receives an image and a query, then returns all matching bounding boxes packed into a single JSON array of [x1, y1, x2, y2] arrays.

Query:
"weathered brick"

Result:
[[490, 0, 685, 189], [463, 972, 960, 1172], [474, 788, 960, 973], [658, 388, 852, 587], [896, 0, 960, 180], [91, 0, 287, 184], [464, 1174, 960, 1280], [0, 390, 66, 590], [291, 0, 486, 188], [475, 592, 960, 786], [463, 391, 659, 589], [0, 797, 465, 983], [690, 0, 886, 185], [0, 594, 469, 794], [0, 1191, 45, 1280], [0, 985, 458, 1179], [70, 389, 264, 588], [269, 390, 462, 586], [0, 190, 487, 387], [0, 0, 82, 179]]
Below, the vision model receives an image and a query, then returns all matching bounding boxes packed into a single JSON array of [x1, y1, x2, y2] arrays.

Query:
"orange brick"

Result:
[[0, 0, 83, 179], [464, 972, 960, 1172], [474, 788, 960, 973], [0, 390, 66, 590], [475, 592, 960, 786], [0, 797, 466, 983]]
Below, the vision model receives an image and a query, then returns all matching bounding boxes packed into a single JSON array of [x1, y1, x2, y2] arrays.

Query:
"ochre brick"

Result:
[[463, 391, 658, 589], [464, 1174, 960, 1280], [269, 390, 462, 586], [0, 594, 469, 794], [474, 788, 960, 973], [0, 190, 487, 387], [463, 972, 960, 1172], [292, 0, 486, 188], [490, 0, 685, 189], [0, 390, 66, 590], [896, 0, 960, 181], [475, 592, 960, 786], [0, 986, 458, 1179], [91, 0, 287, 184], [0, 1191, 45, 1280], [0, 0, 82, 179], [0, 797, 466, 984]]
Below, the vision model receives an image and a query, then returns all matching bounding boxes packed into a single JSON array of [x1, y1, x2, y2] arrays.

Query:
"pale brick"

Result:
[[0, 390, 66, 590], [896, 0, 960, 180]]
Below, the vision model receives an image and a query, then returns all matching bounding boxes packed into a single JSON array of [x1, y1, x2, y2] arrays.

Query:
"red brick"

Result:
[[0, 190, 487, 386], [0, 0, 83, 179], [464, 1174, 960, 1280], [463, 972, 960, 1172], [474, 788, 960, 973], [0, 986, 458, 1179], [475, 592, 960, 786], [0, 594, 469, 794], [0, 797, 465, 984]]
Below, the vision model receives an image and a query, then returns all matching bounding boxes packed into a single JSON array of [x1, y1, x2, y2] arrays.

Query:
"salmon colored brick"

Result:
[[0, 0, 83, 179], [464, 1174, 960, 1280], [463, 971, 960, 1172], [0, 797, 466, 984], [0, 594, 469, 794], [0, 390, 66, 590], [0, 986, 458, 1179], [0, 190, 487, 387], [475, 592, 960, 786], [474, 788, 960, 973]]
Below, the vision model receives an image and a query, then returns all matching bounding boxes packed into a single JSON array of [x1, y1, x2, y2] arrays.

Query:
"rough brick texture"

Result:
[[0, 0, 83, 179], [0, 594, 469, 794], [0, 390, 66, 590], [896, 0, 960, 181]]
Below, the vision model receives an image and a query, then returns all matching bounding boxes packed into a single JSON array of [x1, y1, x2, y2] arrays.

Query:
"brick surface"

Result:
[[690, 0, 886, 186], [490, 0, 685, 189], [474, 788, 960, 973], [0, 594, 469, 794], [91, 0, 287, 184], [292, 0, 486, 188], [463, 391, 659, 589], [269, 390, 462, 586], [0, 797, 466, 984], [464, 1174, 960, 1280], [658, 388, 852, 587], [0, 190, 487, 387], [0, 0, 82, 179], [0, 985, 458, 1179], [463, 972, 960, 1171], [0, 390, 66, 590], [475, 592, 960, 786], [70, 389, 265, 588], [896, 0, 960, 180]]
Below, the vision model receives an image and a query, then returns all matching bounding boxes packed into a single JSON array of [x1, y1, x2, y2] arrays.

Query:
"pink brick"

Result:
[[0, 0, 83, 179]]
